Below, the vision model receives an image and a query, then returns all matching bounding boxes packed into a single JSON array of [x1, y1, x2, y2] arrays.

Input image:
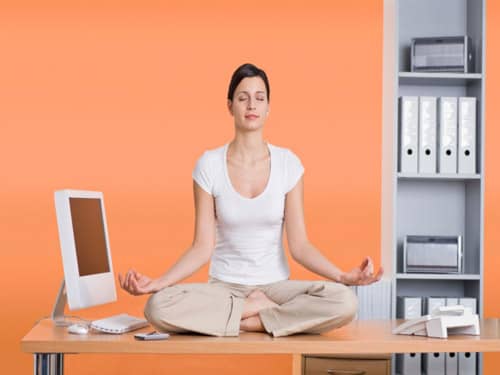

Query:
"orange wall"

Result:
[[0, 1, 498, 373]]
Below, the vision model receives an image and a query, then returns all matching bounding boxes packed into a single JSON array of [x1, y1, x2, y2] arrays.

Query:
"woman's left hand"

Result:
[[339, 256, 383, 286]]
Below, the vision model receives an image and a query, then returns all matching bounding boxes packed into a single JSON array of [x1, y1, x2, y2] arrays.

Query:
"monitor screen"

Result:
[[69, 197, 110, 276]]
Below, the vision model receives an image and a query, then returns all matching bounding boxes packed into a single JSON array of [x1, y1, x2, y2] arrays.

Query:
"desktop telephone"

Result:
[[393, 305, 480, 339]]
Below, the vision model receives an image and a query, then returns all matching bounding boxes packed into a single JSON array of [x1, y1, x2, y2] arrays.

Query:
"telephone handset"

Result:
[[393, 305, 480, 338]]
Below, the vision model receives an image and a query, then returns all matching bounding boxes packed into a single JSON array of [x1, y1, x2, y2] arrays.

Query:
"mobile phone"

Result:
[[134, 331, 170, 340]]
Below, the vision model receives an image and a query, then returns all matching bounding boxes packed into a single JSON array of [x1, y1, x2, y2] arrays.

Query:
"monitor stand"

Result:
[[51, 280, 70, 326]]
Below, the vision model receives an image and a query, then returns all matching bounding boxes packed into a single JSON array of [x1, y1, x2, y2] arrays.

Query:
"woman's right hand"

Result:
[[118, 269, 163, 295]]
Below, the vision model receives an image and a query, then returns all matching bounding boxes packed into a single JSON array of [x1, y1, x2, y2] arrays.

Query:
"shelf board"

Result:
[[398, 72, 483, 86], [397, 173, 481, 181], [396, 273, 481, 280]]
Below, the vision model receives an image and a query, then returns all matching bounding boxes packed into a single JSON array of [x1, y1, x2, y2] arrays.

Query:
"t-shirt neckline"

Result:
[[223, 142, 273, 201]]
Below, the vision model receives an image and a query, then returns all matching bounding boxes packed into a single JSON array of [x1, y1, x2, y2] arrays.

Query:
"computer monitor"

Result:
[[52, 189, 117, 325]]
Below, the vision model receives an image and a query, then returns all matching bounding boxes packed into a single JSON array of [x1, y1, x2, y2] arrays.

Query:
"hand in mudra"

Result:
[[340, 256, 383, 286], [118, 269, 161, 295]]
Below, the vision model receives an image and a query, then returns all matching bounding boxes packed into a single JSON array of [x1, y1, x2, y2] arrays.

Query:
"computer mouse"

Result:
[[67, 324, 89, 335]]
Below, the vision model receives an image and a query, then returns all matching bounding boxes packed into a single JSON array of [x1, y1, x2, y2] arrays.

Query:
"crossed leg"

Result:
[[145, 280, 357, 337], [240, 289, 278, 332]]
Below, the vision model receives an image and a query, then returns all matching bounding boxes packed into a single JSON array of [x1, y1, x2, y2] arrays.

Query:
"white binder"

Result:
[[419, 96, 437, 174], [459, 298, 477, 314], [438, 97, 458, 174], [458, 97, 477, 174], [398, 296, 422, 319], [446, 352, 459, 375], [424, 352, 446, 375], [399, 96, 419, 173], [458, 352, 476, 375], [426, 297, 446, 315], [396, 297, 422, 375]]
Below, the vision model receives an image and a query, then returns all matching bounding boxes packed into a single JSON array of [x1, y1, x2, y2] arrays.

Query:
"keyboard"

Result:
[[90, 313, 149, 334]]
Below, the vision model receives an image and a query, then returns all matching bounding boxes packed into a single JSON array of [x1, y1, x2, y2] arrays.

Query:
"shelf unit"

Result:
[[382, 0, 485, 374]]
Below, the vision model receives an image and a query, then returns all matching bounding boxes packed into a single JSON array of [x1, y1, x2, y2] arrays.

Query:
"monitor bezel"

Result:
[[54, 189, 117, 311]]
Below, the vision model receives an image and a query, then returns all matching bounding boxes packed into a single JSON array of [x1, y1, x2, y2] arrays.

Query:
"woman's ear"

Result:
[[227, 99, 233, 116]]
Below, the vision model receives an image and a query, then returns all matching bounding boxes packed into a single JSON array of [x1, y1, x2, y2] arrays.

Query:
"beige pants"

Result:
[[144, 277, 358, 337]]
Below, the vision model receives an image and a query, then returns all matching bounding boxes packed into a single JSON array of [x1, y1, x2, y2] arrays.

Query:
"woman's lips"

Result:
[[245, 114, 259, 119]]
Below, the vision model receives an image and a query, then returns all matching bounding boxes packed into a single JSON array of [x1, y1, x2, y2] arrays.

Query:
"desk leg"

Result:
[[292, 354, 303, 375], [34, 353, 64, 375]]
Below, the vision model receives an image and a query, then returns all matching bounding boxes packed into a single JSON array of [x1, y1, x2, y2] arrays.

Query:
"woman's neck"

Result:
[[228, 133, 269, 164]]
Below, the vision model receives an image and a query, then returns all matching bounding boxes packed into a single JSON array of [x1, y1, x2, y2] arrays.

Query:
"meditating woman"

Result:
[[119, 63, 383, 337]]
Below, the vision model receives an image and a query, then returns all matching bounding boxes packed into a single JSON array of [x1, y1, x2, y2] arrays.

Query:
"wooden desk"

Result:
[[21, 319, 500, 375]]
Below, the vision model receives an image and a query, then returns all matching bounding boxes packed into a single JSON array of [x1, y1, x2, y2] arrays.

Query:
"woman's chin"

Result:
[[236, 122, 263, 132]]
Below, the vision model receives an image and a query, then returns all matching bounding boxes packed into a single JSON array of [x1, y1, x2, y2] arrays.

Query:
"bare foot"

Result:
[[241, 289, 278, 319], [240, 315, 265, 332]]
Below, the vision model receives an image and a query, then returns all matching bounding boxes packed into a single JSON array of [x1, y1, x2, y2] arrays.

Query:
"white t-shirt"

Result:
[[192, 142, 305, 285]]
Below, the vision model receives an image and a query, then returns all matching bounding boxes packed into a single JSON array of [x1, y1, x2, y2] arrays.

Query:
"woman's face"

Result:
[[228, 76, 269, 132]]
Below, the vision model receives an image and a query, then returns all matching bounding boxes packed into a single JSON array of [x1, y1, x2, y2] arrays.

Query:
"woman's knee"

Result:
[[340, 286, 358, 322], [325, 283, 358, 322], [144, 296, 184, 333], [143, 291, 162, 326], [143, 286, 182, 326]]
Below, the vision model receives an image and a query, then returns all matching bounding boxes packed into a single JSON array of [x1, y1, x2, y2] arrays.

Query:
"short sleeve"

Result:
[[285, 149, 305, 193], [192, 151, 213, 195]]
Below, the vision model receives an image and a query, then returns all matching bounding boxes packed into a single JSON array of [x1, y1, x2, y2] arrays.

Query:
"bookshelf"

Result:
[[382, 0, 485, 374]]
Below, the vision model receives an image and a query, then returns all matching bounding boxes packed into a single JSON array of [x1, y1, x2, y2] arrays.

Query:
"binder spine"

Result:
[[419, 96, 437, 174], [399, 96, 419, 173], [458, 97, 477, 174], [438, 97, 458, 174]]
